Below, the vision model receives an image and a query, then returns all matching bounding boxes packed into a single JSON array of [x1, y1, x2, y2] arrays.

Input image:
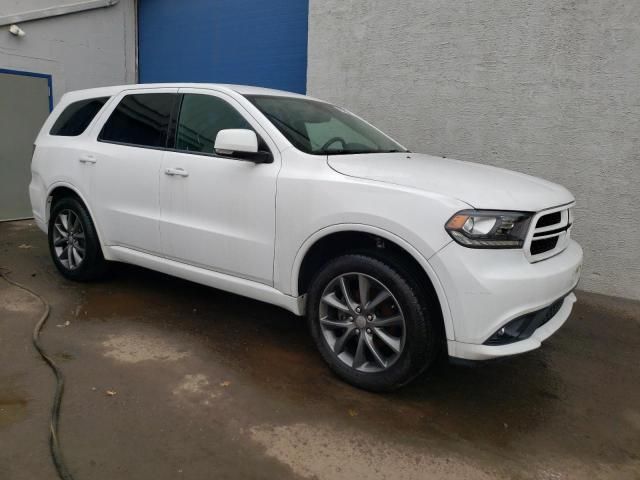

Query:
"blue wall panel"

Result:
[[138, 0, 308, 93]]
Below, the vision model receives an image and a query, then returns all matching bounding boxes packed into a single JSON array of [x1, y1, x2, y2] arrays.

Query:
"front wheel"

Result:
[[307, 254, 439, 392]]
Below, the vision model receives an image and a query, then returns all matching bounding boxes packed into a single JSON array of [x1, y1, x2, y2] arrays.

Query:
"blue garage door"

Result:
[[138, 0, 308, 94]]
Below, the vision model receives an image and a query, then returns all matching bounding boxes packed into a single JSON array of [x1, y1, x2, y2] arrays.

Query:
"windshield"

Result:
[[244, 95, 407, 155]]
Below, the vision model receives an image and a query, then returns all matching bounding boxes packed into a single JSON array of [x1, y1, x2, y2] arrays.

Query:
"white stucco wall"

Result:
[[307, 0, 640, 300], [0, 0, 136, 103]]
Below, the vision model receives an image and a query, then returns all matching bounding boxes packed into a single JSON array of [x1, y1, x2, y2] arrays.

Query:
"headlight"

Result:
[[445, 210, 533, 248]]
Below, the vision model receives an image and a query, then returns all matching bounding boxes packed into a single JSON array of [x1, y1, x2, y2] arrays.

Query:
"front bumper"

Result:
[[429, 239, 583, 360]]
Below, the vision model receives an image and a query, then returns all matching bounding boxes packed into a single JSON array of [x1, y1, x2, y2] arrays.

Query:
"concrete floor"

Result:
[[1, 220, 639, 480]]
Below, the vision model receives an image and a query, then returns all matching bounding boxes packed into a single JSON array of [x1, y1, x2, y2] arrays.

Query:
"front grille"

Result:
[[530, 237, 558, 255], [526, 205, 573, 261], [536, 212, 561, 228]]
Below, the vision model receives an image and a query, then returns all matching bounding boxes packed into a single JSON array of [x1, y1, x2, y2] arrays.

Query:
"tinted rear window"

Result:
[[50, 97, 109, 136], [99, 93, 175, 148]]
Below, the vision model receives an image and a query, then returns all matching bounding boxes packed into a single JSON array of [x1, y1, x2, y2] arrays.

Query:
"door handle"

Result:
[[165, 167, 189, 177], [79, 154, 97, 164]]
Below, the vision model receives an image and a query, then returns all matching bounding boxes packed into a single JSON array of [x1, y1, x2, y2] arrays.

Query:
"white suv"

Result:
[[30, 84, 583, 391]]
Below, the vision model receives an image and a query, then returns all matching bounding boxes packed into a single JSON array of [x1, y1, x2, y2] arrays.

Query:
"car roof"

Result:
[[60, 83, 319, 103]]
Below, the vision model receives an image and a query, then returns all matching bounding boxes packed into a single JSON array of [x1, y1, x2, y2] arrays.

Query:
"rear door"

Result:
[[89, 89, 178, 254], [159, 88, 280, 285]]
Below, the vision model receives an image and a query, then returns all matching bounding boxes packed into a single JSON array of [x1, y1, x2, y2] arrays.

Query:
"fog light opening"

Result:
[[484, 294, 569, 346]]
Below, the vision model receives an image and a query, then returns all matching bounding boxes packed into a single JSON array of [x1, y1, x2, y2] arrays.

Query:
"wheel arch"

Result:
[[46, 183, 107, 255], [292, 225, 455, 341]]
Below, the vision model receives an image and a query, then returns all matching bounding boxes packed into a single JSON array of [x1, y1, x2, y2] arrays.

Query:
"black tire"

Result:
[[48, 196, 108, 281], [307, 253, 440, 392]]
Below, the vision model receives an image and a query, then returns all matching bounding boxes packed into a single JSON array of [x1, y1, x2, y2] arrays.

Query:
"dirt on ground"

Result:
[[1, 220, 639, 479]]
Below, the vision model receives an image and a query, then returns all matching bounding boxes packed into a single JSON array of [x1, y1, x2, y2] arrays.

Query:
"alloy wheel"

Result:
[[52, 209, 86, 270], [319, 272, 406, 372]]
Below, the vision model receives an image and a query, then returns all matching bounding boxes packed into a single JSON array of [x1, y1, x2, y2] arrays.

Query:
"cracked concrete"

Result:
[[102, 331, 191, 364], [250, 422, 497, 480]]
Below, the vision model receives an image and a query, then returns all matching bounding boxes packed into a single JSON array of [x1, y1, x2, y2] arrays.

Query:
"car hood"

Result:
[[327, 152, 574, 211]]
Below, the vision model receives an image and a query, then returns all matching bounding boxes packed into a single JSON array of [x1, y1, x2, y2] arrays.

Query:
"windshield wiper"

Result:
[[318, 149, 408, 155], [323, 150, 374, 155]]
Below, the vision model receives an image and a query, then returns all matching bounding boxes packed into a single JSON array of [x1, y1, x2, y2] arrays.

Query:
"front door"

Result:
[[159, 88, 279, 285]]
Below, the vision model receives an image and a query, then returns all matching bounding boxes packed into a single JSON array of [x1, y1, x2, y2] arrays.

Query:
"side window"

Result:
[[175, 94, 252, 154], [50, 97, 109, 136], [99, 93, 175, 148]]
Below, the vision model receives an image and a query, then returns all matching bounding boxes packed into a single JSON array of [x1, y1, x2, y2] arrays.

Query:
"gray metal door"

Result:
[[0, 70, 51, 221]]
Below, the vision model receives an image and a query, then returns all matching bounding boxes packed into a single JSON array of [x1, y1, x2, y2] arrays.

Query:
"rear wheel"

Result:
[[48, 197, 107, 281], [307, 254, 439, 392]]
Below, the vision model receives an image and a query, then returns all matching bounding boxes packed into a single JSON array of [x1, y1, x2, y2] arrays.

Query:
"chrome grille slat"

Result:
[[524, 203, 574, 262], [533, 222, 566, 234]]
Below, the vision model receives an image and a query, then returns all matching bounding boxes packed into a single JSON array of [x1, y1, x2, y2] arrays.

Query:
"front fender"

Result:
[[288, 223, 456, 340]]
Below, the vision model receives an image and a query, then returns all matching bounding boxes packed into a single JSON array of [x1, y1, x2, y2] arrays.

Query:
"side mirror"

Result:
[[214, 129, 272, 163]]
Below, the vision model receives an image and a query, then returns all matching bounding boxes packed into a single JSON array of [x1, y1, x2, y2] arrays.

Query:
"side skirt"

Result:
[[106, 246, 305, 316]]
